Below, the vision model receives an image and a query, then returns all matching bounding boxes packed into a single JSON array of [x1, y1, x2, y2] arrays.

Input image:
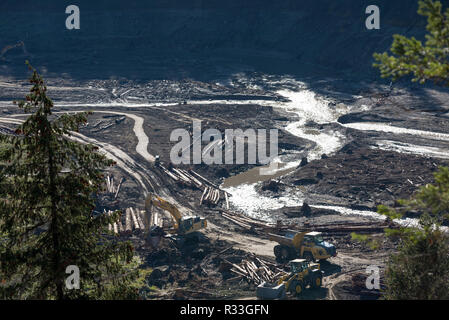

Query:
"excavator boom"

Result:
[[145, 194, 206, 235]]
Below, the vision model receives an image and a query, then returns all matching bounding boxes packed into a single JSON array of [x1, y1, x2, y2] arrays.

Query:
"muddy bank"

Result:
[[285, 141, 449, 210]]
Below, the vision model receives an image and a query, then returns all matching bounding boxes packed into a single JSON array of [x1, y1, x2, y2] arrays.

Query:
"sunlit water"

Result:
[[342, 122, 449, 142], [222, 84, 449, 227], [223, 84, 352, 219]]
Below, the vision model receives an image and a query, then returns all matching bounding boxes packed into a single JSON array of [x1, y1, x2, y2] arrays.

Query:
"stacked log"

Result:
[[105, 175, 123, 200], [179, 169, 203, 188], [130, 207, 144, 231], [160, 165, 179, 182], [220, 209, 275, 231], [106, 208, 147, 236], [136, 209, 146, 229], [124, 208, 132, 233], [218, 208, 390, 235], [201, 187, 221, 206], [147, 207, 165, 229], [189, 170, 221, 190], [229, 254, 279, 285], [160, 165, 203, 189], [159, 166, 232, 208], [291, 222, 391, 234]]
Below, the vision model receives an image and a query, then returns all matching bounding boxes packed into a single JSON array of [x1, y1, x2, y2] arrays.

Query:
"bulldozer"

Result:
[[145, 194, 207, 236], [269, 230, 336, 262]]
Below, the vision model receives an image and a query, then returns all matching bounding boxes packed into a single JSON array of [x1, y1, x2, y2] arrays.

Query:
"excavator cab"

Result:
[[145, 194, 207, 237], [179, 216, 207, 235]]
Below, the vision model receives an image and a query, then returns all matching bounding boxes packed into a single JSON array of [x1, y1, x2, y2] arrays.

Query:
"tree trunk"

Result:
[[46, 126, 64, 300]]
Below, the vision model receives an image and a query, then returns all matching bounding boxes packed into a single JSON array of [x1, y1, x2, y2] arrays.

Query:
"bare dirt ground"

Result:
[[1, 75, 448, 300]]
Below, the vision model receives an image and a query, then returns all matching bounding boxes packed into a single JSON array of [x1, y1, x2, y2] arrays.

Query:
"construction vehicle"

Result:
[[269, 230, 337, 262], [145, 194, 207, 236], [256, 282, 286, 300], [256, 259, 323, 299], [278, 259, 323, 296]]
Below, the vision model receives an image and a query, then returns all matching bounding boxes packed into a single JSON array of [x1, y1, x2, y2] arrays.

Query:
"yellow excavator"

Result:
[[145, 194, 207, 236]]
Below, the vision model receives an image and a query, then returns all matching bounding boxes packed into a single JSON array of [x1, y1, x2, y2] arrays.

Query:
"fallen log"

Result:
[[161, 166, 179, 181], [231, 263, 249, 276], [214, 190, 220, 204], [200, 187, 208, 205], [181, 170, 203, 188], [172, 168, 191, 184], [106, 175, 111, 192], [125, 208, 132, 232], [230, 268, 247, 278], [189, 170, 222, 190], [221, 212, 252, 229], [130, 207, 141, 230], [114, 178, 123, 200], [136, 209, 146, 229]]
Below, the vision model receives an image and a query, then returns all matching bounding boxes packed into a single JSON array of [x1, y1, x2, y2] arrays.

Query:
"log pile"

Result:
[[159, 165, 230, 208], [90, 116, 125, 133], [106, 208, 146, 235], [228, 254, 283, 285], [91, 119, 115, 133], [217, 208, 391, 236], [289, 221, 393, 235], [219, 209, 275, 231], [200, 186, 221, 206], [105, 175, 123, 200], [188, 170, 232, 207], [159, 165, 203, 189], [124, 207, 145, 234], [149, 208, 163, 228]]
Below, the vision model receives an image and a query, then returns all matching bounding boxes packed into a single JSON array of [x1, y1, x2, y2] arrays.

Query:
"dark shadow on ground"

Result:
[[0, 0, 429, 86], [320, 260, 342, 277]]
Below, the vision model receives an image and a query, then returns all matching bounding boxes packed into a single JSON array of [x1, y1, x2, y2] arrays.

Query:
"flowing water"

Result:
[[222, 83, 352, 218], [219, 80, 449, 227]]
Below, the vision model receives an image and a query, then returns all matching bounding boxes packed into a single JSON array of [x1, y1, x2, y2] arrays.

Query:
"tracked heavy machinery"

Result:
[[269, 230, 336, 262], [145, 194, 207, 236]]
